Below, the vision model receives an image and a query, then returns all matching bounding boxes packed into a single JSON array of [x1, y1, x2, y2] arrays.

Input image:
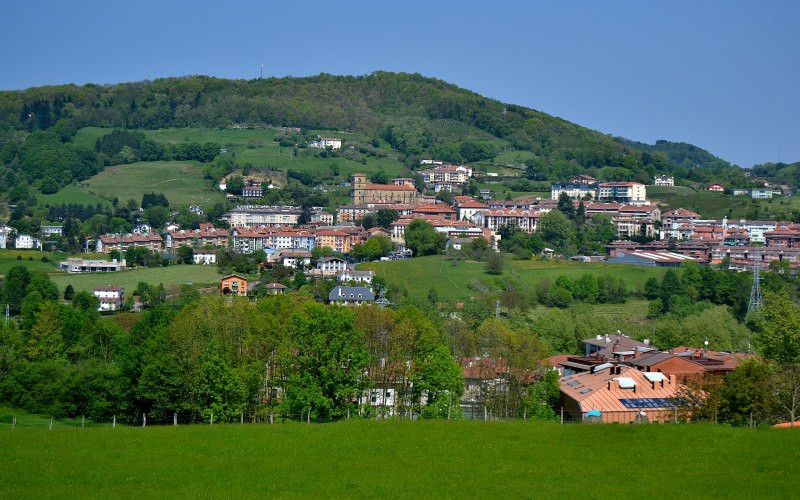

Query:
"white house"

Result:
[[41, 225, 63, 237], [315, 137, 342, 150], [93, 286, 124, 312], [312, 257, 349, 277], [133, 224, 152, 234], [15, 234, 41, 250], [192, 250, 217, 265], [336, 269, 374, 284], [279, 249, 312, 269], [653, 175, 674, 187], [0, 226, 11, 249]]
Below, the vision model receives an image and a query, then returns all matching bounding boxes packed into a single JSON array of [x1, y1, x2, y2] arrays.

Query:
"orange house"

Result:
[[220, 274, 248, 296]]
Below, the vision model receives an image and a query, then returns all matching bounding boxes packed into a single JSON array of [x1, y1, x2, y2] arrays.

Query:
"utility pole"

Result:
[[746, 256, 763, 353]]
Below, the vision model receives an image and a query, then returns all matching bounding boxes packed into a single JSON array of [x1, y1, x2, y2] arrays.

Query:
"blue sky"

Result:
[[2, 0, 798, 167]]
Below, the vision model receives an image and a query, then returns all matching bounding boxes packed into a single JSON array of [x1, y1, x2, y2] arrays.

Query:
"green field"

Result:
[[75, 126, 410, 178], [360, 256, 666, 302], [83, 161, 226, 208], [0, 421, 797, 497], [50, 264, 222, 294], [38, 184, 112, 207], [649, 186, 800, 219]]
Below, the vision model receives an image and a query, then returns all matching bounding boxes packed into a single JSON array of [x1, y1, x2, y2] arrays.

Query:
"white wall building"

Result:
[[223, 205, 302, 228], [15, 234, 41, 250], [597, 182, 647, 203], [193, 250, 217, 265], [653, 175, 674, 187], [93, 286, 124, 312]]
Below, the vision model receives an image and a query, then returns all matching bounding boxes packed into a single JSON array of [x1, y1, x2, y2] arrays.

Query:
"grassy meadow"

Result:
[[0, 420, 798, 498], [648, 185, 800, 219], [82, 161, 226, 208], [50, 264, 222, 294], [74, 126, 410, 179], [360, 256, 666, 302]]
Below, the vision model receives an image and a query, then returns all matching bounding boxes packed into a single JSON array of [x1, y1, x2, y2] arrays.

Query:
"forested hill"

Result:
[[0, 72, 741, 183]]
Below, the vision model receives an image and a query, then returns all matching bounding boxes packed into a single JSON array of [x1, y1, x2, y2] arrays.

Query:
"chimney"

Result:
[[644, 338, 650, 346], [596, 334, 602, 341], [605, 334, 610, 343]]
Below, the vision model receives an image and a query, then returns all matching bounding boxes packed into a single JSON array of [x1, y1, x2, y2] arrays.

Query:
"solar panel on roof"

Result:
[[619, 398, 676, 408]]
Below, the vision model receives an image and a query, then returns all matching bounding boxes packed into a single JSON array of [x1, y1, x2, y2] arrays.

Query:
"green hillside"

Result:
[[359, 256, 665, 302], [1, 421, 796, 497], [0, 72, 743, 189]]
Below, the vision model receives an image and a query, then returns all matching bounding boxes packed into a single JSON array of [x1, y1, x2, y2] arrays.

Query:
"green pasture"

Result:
[[75, 126, 410, 178], [360, 256, 666, 302], [0, 420, 797, 498], [50, 264, 222, 294], [83, 161, 225, 208], [648, 186, 800, 219], [38, 184, 112, 207]]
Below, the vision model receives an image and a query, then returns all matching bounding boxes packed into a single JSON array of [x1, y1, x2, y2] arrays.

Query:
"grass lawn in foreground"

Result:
[[0, 421, 797, 497], [360, 256, 666, 302], [50, 264, 222, 294]]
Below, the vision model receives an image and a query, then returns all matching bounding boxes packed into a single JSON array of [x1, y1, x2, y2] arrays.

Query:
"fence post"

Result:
[[81, 415, 85, 428], [113, 415, 116, 429], [674, 406, 678, 423], [210, 412, 214, 426], [270, 412, 274, 425], [11, 416, 16, 430], [240, 412, 244, 425], [142, 413, 146, 427], [560, 407, 564, 425], [484, 406, 487, 421], [307, 412, 310, 424], [49, 417, 53, 430], [174, 413, 178, 426], [750, 411, 754, 429], [523, 409, 527, 420]]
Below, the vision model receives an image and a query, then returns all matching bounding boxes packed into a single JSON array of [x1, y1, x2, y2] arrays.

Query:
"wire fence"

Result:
[[0, 407, 786, 429]]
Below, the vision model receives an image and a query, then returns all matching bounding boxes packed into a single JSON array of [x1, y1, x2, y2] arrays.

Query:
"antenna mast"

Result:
[[260, 64, 264, 80]]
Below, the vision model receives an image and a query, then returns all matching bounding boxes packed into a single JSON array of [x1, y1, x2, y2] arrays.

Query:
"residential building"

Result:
[[723, 229, 750, 246], [597, 182, 647, 203], [420, 165, 472, 184], [96, 233, 164, 253], [0, 226, 10, 249], [560, 365, 679, 423], [223, 205, 302, 228], [457, 200, 489, 221], [723, 219, 780, 244], [220, 274, 248, 296], [662, 208, 701, 228], [309, 257, 349, 278], [749, 188, 773, 199], [653, 175, 674, 186], [278, 249, 312, 269], [329, 286, 374, 305], [133, 224, 152, 234], [613, 217, 657, 239], [314, 229, 352, 253], [93, 286, 124, 312], [192, 250, 217, 265], [479, 189, 493, 199], [316, 137, 342, 149], [310, 210, 334, 225], [764, 229, 800, 248], [583, 334, 651, 358], [336, 269, 374, 284], [706, 183, 726, 192], [41, 225, 63, 237], [351, 173, 419, 205], [166, 224, 230, 249], [472, 209, 542, 233], [550, 183, 597, 201], [265, 282, 288, 295], [242, 184, 264, 198], [60, 258, 126, 273], [14, 234, 41, 250], [336, 205, 374, 223], [412, 205, 456, 220], [570, 174, 598, 185], [392, 178, 416, 187]]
